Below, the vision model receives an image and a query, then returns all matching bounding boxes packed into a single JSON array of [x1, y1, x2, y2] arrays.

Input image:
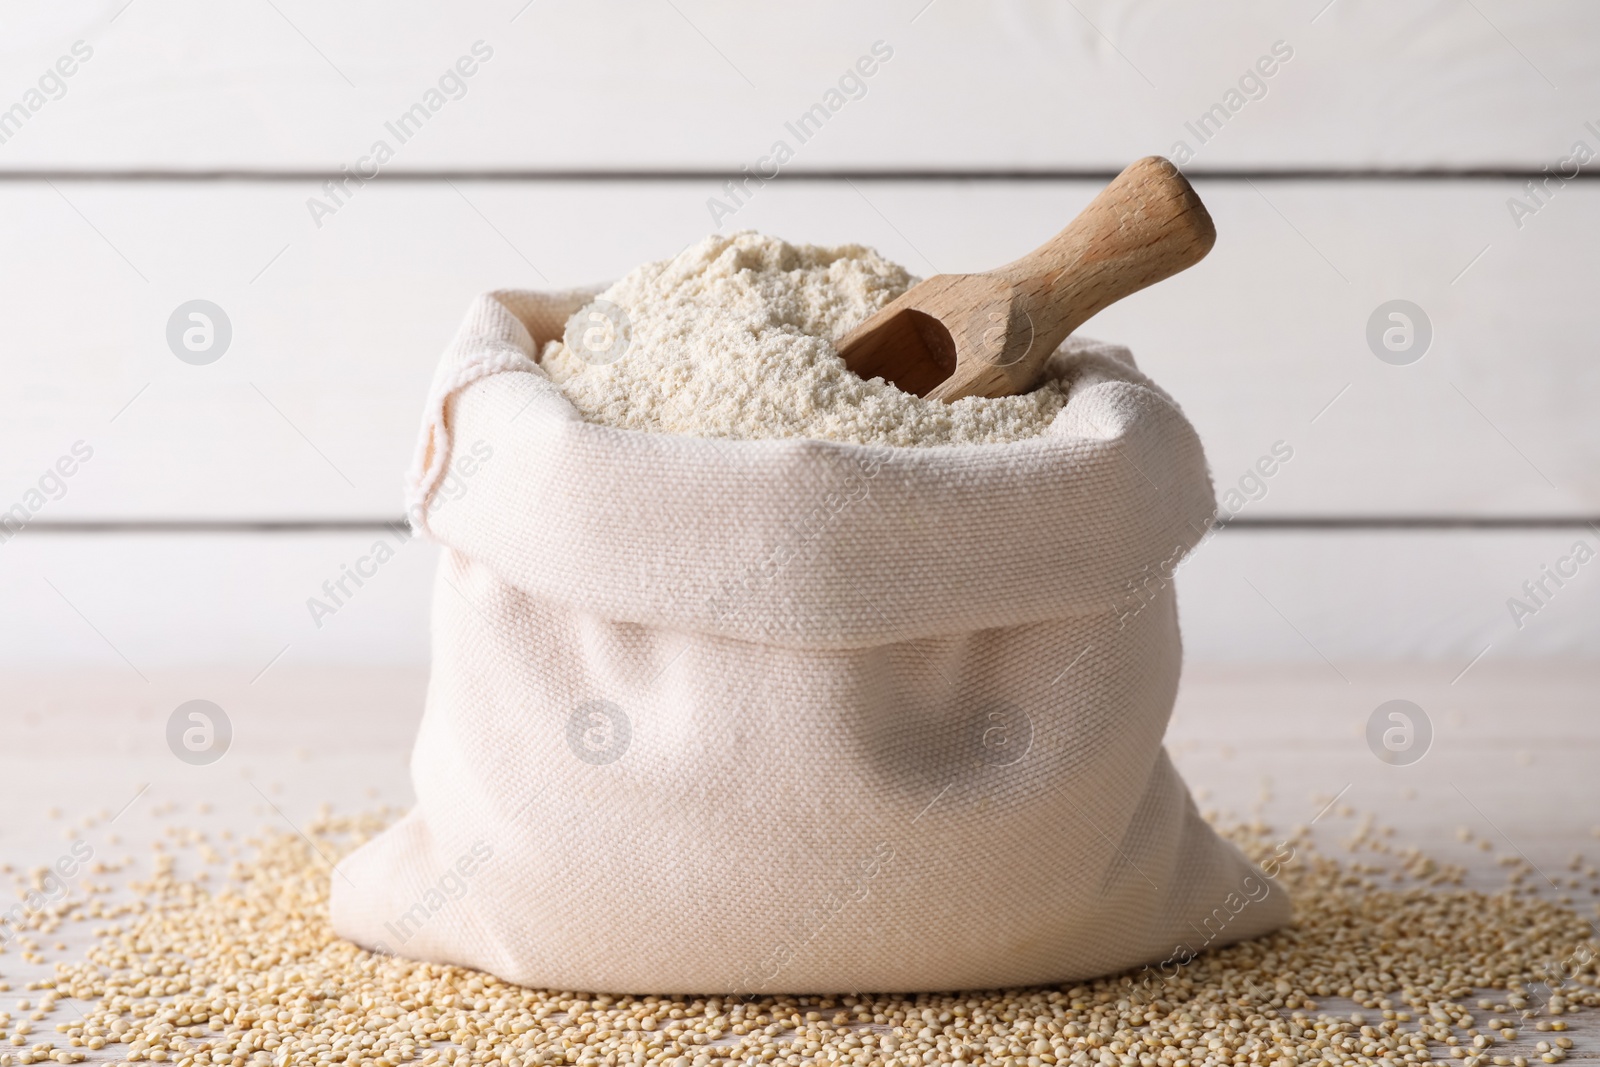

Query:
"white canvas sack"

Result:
[[331, 289, 1290, 995]]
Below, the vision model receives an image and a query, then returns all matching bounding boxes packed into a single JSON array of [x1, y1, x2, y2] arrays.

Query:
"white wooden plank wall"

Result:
[[5, 530, 1598, 675], [0, 0, 1595, 170], [1, 180, 1596, 518], [0, 0, 1596, 665]]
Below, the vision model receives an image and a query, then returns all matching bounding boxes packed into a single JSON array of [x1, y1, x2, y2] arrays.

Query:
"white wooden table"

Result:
[[6, 661, 1597, 896], [2, 663, 1597, 1060]]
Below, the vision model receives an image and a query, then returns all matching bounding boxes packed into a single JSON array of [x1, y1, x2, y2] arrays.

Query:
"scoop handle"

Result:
[[921, 158, 1213, 402], [1007, 155, 1214, 338]]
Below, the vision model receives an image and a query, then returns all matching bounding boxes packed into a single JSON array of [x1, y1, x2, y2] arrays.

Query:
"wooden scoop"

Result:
[[834, 156, 1215, 401]]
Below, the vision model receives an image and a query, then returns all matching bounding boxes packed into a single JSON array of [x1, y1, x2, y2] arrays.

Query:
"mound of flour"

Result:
[[539, 232, 1073, 447]]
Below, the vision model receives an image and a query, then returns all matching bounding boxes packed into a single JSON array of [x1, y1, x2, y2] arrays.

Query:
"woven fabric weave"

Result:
[[330, 290, 1289, 994]]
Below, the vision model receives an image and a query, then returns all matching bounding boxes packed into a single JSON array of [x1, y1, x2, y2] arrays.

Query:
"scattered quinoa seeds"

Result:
[[0, 811, 1595, 1067]]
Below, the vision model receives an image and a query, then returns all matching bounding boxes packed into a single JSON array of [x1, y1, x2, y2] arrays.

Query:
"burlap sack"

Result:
[[330, 289, 1290, 995]]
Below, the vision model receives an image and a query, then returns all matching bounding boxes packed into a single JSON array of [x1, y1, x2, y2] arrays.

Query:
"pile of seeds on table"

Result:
[[2, 807, 1598, 1067]]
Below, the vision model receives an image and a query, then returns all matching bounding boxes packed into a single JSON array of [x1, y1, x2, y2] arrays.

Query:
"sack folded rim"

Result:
[[405, 289, 1220, 648]]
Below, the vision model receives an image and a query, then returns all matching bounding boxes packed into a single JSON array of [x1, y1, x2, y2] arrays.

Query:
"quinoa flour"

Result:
[[539, 231, 1074, 446]]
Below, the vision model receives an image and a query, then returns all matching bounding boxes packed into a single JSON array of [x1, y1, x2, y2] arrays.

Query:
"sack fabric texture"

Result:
[[331, 289, 1290, 995]]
